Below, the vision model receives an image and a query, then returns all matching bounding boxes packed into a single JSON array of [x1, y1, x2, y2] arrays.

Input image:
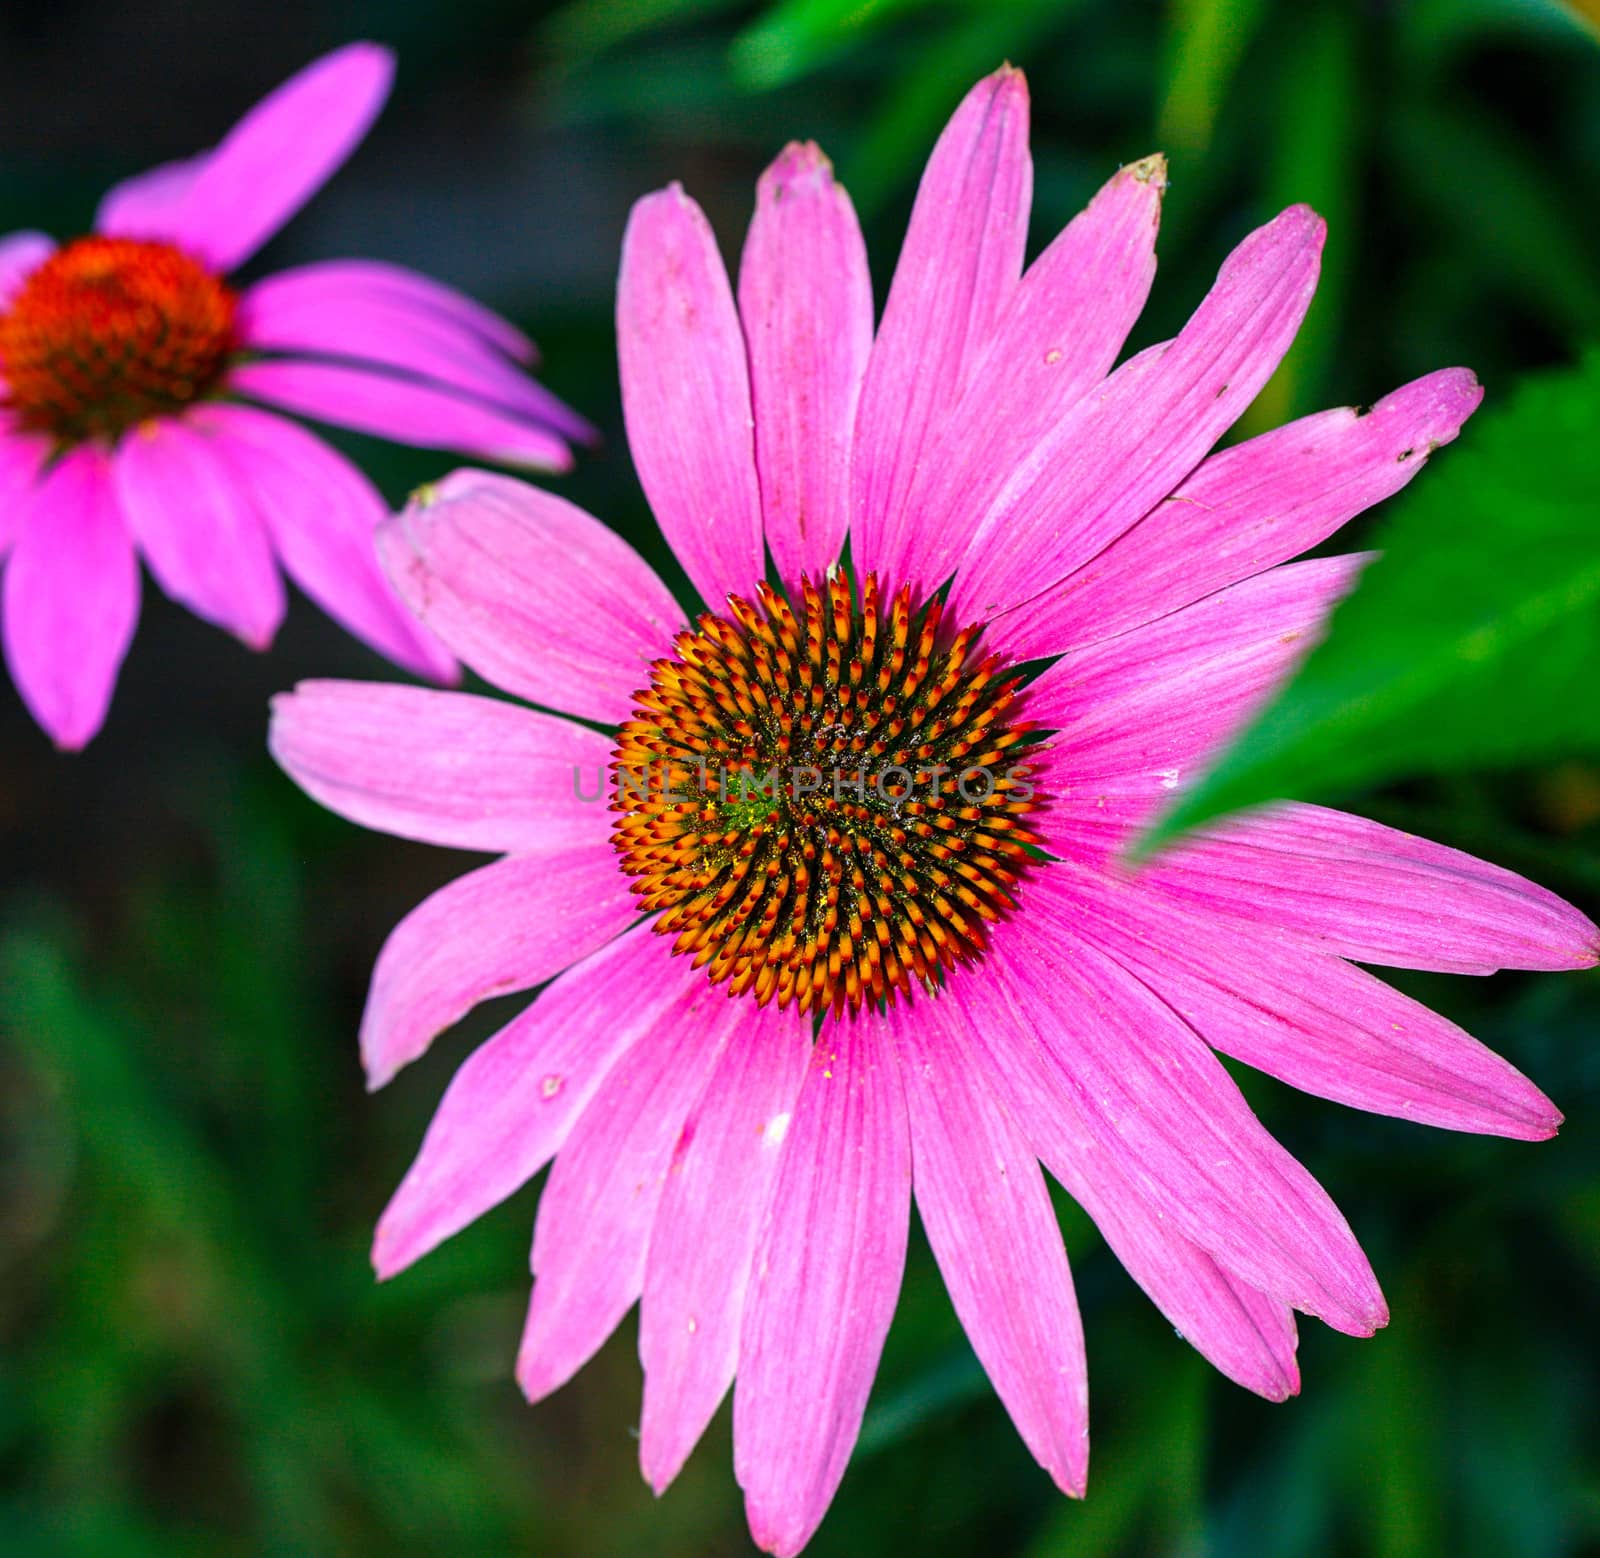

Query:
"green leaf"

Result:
[[1141, 353, 1600, 849]]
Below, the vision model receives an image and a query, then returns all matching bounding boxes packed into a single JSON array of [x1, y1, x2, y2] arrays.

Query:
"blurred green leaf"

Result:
[[1156, 0, 1269, 155], [1144, 354, 1600, 847]]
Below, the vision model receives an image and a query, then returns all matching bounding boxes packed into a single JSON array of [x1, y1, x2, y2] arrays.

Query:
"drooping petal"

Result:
[[188, 405, 454, 682], [890, 999, 1090, 1494], [359, 846, 638, 1090], [737, 141, 872, 588], [236, 258, 537, 362], [639, 1002, 811, 1494], [517, 983, 747, 1402], [372, 923, 696, 1278], [949, 968, 1301, 1401], [852, 66, 1031, 586], [158, 43, 394, 272], [1047, 861, 1564, 1141], [618, 184, 763, 610], [992, 906, 1387, 1335], [899, 154, 1166, 592], [94, 156, 205, 240], [2, 447, 139, 749], [1126, 800, 1598, 975], [268, 680, 612, 854], [1026, 554, 1368, 846], [377, 469, 685, 723], [0, 231, 53, 304], [112, 417, 285, 649], [949, 205, 1326, 639], [0, 430, 50, 555], [236, 268, 594, 443], [1017, 367, 1483, 651], [228, 359, 572, 471], [734, 1020, 911, 1558]]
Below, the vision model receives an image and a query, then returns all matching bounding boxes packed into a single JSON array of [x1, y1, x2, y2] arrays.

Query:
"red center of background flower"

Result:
[[609, 572, 1046, 1016], [0, 236, 237, 443]]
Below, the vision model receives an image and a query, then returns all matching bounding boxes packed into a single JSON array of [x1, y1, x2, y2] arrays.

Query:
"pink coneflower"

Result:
[[0, 43, 591, 749], [270, 68, 1596, 1557]]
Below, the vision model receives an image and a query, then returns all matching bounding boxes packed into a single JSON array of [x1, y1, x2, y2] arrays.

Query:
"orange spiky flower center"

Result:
[[0, 236, 237, 443], [609, 572, 1046, 1016]]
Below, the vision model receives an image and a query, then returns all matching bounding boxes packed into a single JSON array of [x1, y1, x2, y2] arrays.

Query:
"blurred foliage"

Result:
[[1150, 353, 1600, 846], [4, 0, 1600, 1555]]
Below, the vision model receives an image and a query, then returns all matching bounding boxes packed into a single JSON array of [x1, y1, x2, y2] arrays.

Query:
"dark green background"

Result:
[[3, 1, 1599, 1553]]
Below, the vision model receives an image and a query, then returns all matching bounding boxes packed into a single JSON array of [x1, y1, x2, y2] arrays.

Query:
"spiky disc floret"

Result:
[[0, 236, 237, 443], [609, 571, 1046, 1016]]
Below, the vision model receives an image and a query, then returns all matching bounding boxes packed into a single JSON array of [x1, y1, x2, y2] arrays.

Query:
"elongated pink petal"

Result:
[[268, 680, 611, 854], [239, 258, 537, 362], [162, 43, 394, 271], [229, 358, 571, 471], [1019, 368, 1483, 651], [94, 156, 205, 240], [112, 417, 285, 648], [1027, 555, 1368, 847], [900, 154, 1166, 592], [992, 909, 1386, 1335], [639, 1003, 811, 1494], [360, 846, 637, 1090], [1130, 800, 1598, 974], [890, 1000, 1090, 1494], [377, 469, 685, 723], [735, 1020, 910, 1558], [618, 184, 763, 609], [738, 141, 872, 587], [188, 405, 454, 681], [0, 431, 50, 555], [0, 231, 53, 303], [372, 923, 694, 1277], [949, 206, 1326, 641], [2, 447, 139, 749], [948, 969, 1301, 1400], [237, 270, 594, 443], [852, 67, 1031, 586], [1048, 861, 1563, 1140], [517, 983, 746, 1402]]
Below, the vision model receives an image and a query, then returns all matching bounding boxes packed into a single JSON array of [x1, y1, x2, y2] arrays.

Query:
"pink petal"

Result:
[[161, 43, 394, 271], [268, 679, 612, 854], [359, 845, 638, 1090], [0, 431, 50, 556], [236, 268, 594, 443], [617, 184, 763, 609], [250, 258, 537, 363], [734, 1020, 911, 1558], [2, 447, 139, 749], [94, 156, 205, 240], [852, 67, 1031, 587], [0, 231, 53, 304], [517, 981, 747, 1402], [949, 206, 1326, 640], [1018, 367, 1484, 651], [377, 469, 685, 723], [639, 1002, 811, 1494], [188, 405, 454, 681], [898, 154, 1166, 593], [372, 923, 695, 1277], [1027, 554, 1368, 847], [890, 999, 1090, 1495], [1049, 861, 1564, 1141], [948, 969, 1301, 1400], [1129, 800, 1599, 975], [737, 141, 872, 588], [228, 358, 571, 471], [991, 908, 1387, 1335], [112, 417, 285, 649]]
